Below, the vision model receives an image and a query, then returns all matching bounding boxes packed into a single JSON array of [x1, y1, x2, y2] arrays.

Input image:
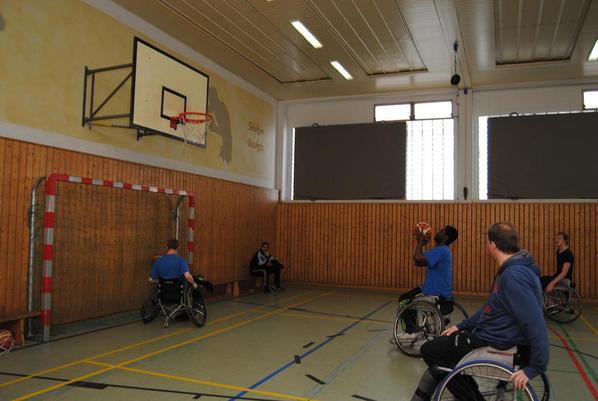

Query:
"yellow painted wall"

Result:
[[0, 0, 275, 184]]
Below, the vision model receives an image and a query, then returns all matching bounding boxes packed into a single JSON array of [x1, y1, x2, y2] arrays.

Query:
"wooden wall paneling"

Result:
[[277, 202, 598, 298]]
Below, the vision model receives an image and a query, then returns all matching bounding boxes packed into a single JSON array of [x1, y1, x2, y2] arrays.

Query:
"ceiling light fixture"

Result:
[[290, 20, 322, 49], [589, 38, 598, 61], [330, 61, 353, 80]]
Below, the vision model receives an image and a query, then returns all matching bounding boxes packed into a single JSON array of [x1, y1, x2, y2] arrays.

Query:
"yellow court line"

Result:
[[0, 290, 312, 390], [0, 328, 191, 389], [580, 315, 598, 336], [105, 292, 330, 367], [85, 360, 317, 401], [280, 311, 388, 325], [11, 292, 330, 401]]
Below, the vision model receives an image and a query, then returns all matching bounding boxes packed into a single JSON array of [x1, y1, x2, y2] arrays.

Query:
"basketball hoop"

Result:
[[170, 112, 211, 146]]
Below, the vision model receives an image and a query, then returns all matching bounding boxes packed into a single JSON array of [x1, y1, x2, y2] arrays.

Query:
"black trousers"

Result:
[[539, 275, 555, 290], [420, 331, 488, 401], [251, 261, 283, 287]]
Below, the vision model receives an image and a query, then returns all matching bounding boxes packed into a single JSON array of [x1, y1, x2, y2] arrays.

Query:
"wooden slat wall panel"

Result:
[[277, 202, 598, 299], [0, 137, 277, 321]]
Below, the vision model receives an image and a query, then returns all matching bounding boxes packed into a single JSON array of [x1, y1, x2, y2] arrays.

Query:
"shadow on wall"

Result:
[[0, 13, 5, 31], [208, 86, 232, 164]]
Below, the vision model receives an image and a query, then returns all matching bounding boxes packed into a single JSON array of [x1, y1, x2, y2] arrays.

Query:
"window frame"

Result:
[[582, 89, 598, 110], [373, 100, 454, 122]]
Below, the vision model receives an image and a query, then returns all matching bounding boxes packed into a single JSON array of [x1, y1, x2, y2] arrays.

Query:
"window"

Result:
[[374, 100, 455, 200], [583, 90, 598, 110], [407, 119, 454, 200], [414, 101, 453, 119], [478, 116, 489, 200], [375, 103, 410, 121]]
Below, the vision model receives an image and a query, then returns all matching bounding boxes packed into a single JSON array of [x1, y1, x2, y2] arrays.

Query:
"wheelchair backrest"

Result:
[[158, 279, 185, 303]]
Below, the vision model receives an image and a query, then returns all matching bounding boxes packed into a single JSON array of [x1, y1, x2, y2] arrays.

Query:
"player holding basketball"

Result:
[[397, 224, 458, 341], [410, 222, 548, 401]]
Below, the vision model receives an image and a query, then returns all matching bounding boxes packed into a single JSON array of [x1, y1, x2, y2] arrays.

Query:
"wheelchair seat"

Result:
[[456, 345, 517, 368]]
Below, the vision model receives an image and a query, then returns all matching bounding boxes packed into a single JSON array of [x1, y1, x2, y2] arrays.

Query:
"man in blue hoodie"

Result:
[[410, 222, 548, 401]]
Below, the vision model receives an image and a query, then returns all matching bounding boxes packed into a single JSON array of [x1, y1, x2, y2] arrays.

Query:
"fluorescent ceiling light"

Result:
[[291, 20, 322, 49], [330, 61, 353, 80], [589, 38, 598, 61]]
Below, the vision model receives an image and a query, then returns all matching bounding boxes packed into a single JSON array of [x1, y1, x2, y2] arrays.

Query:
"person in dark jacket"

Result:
[[250, 242, 284, 293], [410, 222, 549, 401]]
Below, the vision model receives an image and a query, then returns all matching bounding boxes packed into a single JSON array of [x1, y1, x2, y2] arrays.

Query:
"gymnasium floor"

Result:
[[0, 288, 596, 401]]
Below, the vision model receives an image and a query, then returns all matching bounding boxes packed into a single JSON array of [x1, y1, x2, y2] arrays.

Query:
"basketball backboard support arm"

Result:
[[81, 63, 137, 131]]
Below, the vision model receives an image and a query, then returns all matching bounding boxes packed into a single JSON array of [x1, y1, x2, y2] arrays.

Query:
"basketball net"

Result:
[[170, 112, 211, 146]]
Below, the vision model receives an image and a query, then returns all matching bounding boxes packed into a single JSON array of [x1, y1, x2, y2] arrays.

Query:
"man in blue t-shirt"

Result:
[[397, 225, 458, 340], [414, 225, 458, 299], [149, 239, 198, 290]]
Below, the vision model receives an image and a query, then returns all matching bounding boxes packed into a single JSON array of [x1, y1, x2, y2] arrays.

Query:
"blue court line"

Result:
[[228, 300, 393, 401]]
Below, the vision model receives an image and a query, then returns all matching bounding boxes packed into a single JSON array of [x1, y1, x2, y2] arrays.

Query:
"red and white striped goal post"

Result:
[[41, 173, 195, 342]]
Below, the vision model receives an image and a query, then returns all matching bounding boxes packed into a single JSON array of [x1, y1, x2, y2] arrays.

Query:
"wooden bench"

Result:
[[0, 312, 41, 345]]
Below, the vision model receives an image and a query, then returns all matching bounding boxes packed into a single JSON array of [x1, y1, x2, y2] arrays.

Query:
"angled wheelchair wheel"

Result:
[[445, 301, 469, 329], [141, 287, 160, 323], [544, 286, 582, 323], [186, 288, 207, 327], [393, 300, 442, 358], [434, 360, 542, 401]]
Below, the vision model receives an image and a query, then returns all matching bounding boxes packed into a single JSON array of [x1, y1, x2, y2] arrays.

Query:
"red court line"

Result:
[[549, 326, 598, 400]]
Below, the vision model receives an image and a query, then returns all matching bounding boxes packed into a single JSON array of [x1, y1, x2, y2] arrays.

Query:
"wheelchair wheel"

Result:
[[393, 299, 442, 358], [186, 288, 207, 327], [544, 286, 582, 323], [446, 301, 469, 329], [141, 288, 160, 323], [434, 360, 542, 401]]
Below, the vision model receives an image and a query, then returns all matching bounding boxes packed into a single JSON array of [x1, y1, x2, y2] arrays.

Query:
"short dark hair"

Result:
[[167, 238, 179, 250], [488, 222, 520, 254], [261, 241, 269, 247], [557, 231, 569, 244], [444, 225, 458, 245]]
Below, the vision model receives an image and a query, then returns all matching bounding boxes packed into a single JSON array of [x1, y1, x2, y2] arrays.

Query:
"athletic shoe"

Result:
[[272, 285, 285, 291], [396, 332, 419, 343]]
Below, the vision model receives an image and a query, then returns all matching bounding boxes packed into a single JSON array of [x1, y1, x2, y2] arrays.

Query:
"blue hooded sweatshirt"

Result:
[[457, 250, 549, 379]]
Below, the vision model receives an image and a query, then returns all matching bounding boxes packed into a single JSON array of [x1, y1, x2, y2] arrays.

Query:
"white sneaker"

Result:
[[396, 332, 419, 343]]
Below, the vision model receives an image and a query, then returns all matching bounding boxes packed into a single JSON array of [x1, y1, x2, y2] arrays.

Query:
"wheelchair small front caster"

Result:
[[164, 321, 169, 328]]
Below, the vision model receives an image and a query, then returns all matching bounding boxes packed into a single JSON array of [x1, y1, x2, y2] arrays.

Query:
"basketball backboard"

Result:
[[131, 37, 209, 147]]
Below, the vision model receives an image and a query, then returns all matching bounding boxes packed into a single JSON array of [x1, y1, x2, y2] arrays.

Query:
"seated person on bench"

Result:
[[250, 241, 284, 293], [540, 231, 574, 293], [410, 223, 549, 401], [149, 239, 198, 290]]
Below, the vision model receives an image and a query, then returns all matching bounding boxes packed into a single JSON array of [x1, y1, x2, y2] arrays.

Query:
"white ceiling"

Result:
[[113, 0, 598, 100]]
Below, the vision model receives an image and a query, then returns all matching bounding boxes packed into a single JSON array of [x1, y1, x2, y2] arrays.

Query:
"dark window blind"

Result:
[[293, 122, 407, 200], [488, 112, 598, 199]]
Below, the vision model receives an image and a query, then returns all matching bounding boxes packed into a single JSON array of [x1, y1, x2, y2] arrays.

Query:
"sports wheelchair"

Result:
[[141, 278, 207, 328], [543, 278, 582, 323], [433, 345, 550, 401], [392, 291, 469, 357]]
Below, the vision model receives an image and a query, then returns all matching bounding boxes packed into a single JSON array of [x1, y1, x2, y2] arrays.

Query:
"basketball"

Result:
[[413, 222, 433, 240], [0, 330, 15, 354]]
